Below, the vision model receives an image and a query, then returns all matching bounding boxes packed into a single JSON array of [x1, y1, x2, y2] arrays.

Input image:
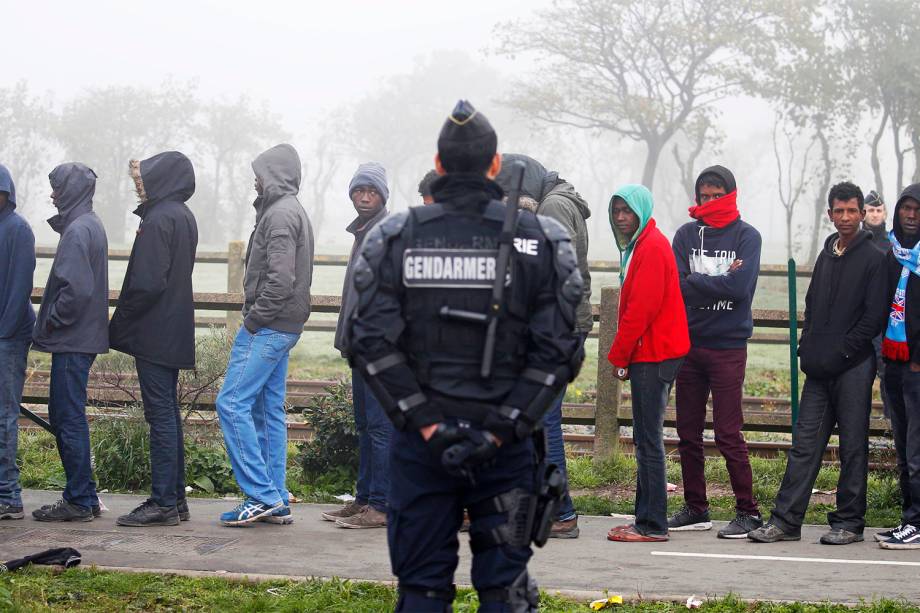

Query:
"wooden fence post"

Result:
[[226, 241, 245, 331], [593, 286, 621, 461]]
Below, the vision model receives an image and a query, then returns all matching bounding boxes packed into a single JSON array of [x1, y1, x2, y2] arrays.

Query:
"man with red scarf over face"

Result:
[[670, 166, 764, 538]]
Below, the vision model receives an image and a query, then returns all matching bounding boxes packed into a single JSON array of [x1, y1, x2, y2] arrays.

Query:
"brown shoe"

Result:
[[336, 506, 387, 529], [607, 525, 668, 542], [549, 516, 580, 539], [320, 501, 366, 522]]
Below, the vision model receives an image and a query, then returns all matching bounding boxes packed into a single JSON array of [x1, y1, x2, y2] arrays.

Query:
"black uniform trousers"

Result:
[[387, 421, 536, 611]]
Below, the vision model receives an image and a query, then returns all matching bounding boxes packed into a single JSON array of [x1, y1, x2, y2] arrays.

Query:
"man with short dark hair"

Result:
[[417, 169, 438, 205], [0, 164, 35, 521], [877, 184, 920, 549], [749, 182, 887, 545], [670, 165, 763, 538], [864, 190, 890, 252], [326, 162, 392, 529]]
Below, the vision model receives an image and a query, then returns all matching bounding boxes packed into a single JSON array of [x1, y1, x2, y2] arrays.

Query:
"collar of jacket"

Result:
[[0, 203, 13, 224], [47, 202, 92, 234], [430, 173, 504, 212], [346, 206, 388, 236], [823, 228, 871, 257]]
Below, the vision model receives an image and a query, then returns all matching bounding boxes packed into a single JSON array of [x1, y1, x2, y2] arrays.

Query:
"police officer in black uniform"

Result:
[[349, 100, 585, 612]]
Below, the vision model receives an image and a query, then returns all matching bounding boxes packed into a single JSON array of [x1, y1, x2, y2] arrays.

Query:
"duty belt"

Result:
[[428, 391, 499, 423]]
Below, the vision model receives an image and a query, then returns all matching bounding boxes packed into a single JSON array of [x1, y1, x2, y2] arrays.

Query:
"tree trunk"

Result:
[[893, 119, 906, 194], [641, 138, 663, 192], [871, 110, 888, 197], [808, 126, 832, 265], [911, 127, 920, 185]]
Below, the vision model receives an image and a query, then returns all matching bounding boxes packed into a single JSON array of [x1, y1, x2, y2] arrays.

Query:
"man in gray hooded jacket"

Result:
[[32, 163, 109, 523], [216, 144, 314, 527]]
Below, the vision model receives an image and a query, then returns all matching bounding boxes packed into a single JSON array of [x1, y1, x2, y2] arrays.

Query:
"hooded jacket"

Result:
[[33, 163, 109, 355], [672, 166, 761, 349], [495, 154, 594, 333], [242, 144, 314, 334], [0, 164, 36, 342], [607, 185, 689, 367], [884, 183, 920, 363], [334, 205, 388, 358], [799, 229, 887, 379], [864, 220, 891, 253], [109, 151, 199, 369]]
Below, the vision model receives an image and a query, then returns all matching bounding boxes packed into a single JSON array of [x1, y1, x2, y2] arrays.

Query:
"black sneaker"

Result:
[[177, 499, 190, 522], [875, 524, 902, 543], [748, 522, 800, 543], [880, 524, 920, 550], [718, 512, 763, 539], [32, 499, 93, 522], [0, 503, 24, 520], [668, 505, 712, 531], [116, 500, 180, 527]]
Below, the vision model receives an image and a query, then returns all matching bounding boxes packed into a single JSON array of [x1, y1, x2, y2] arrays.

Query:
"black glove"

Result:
[[427, 423, 501, 481]]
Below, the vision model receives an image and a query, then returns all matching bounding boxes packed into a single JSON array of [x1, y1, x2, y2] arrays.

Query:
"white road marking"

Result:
[[651, 551, 920, 567]]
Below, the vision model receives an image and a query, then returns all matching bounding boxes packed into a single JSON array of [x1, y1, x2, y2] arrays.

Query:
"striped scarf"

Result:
[[882, 231, 920, 361]]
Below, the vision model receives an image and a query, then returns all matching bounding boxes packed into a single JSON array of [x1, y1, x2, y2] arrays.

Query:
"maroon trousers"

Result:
[[675, 346, 758, 514]]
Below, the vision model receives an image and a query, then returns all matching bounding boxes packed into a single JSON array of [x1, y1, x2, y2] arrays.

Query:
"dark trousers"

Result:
[[136, 358, 185, 508], [387, 423, 536, 612], [771, 355, 874, 534], [0, 338, 29, 507], [675, 346, 757, 514], [630, 359, 681, 536], [353, 370, 394, 511], [884, 361, 920, 526], [541, 390, 575, 520], [48, 352, 97, 509]]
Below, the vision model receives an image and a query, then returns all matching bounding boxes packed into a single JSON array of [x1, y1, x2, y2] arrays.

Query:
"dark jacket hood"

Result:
[[544, 180, 591, 220], [0, 164, 16, 210], [430, 173, 504, 211], [822, 228, 872, 256], [894, 183, 920, 249], [252, 144, 301, 210], [495, 153, 563, 201], [48, 163, 97, 234], [695, 165, 737, 204], [135, 151, 195, 215]]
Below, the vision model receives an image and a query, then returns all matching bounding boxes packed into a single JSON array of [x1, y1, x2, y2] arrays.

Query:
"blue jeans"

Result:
[[217, 327, 300, 506], [542, 390, 575, 521], [0, 338, 30, 507], [48, 352, 97, 509], [629, 359, 682, 536], [352, 370, 394, 511], [136, 358, 184, 508]]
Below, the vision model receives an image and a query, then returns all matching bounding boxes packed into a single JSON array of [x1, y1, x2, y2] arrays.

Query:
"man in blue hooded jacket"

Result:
[[0, 164, 36, 520]]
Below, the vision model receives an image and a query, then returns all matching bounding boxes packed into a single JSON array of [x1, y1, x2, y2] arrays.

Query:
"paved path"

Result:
[[1, 490, 918, 604]]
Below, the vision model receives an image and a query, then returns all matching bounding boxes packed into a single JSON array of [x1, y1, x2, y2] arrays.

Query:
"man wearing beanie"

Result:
[[349, 100, 584, 611], [670, 165, 764, 538], [326, 162, 392, 529]]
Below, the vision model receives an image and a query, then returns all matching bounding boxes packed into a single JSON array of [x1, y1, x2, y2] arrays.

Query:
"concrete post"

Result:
[[226, 241, 245, 331], [593, 286, 621, 461]]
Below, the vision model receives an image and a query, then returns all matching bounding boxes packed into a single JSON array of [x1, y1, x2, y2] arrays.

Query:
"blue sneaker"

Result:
[[258, 505, 294, 525], [219, 498, 282, 527]]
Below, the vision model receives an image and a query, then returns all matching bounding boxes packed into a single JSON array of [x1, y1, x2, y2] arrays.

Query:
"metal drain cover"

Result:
[[0, 527, 238, 556]]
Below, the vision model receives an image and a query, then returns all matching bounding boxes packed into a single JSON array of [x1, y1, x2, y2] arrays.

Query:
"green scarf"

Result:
[[609, 184, 654, 283]]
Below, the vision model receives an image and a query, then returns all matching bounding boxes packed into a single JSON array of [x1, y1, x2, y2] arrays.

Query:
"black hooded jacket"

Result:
[[798, 229, 888, 379], [885, 183, 920, 363], [109, 151, 199, 369]]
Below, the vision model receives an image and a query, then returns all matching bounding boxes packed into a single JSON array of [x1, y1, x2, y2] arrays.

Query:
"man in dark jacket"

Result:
[[325, 162, 392, 529], [0, 164, 35, 520], [877, 183, 920, 549], [32, 163, 109, 523], [749, 182, 887, 546], [216, 144, 314, 526], [110, 151, 198, 527], [670, 165, 764, 538], [495, 153, 592, 539], [863, 190, 890, 252]]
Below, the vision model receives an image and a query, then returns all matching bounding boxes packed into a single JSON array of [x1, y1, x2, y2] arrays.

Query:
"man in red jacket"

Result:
[[606, 184, 690, 543]]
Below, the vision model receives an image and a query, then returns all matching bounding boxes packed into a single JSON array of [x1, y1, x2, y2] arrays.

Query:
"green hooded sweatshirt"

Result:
[[609, 184, 654, 283]]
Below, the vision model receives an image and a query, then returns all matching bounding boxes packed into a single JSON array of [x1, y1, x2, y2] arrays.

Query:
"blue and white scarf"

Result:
[[883, 231, 920, 361]]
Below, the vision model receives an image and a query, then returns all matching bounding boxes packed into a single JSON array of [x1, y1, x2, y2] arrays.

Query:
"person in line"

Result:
[[418, 169, 439, 205], [0, 164, 35, 520], [32, 163, 109, 523], [110, 152, 199, 527], [669, 165, 764, 538], [325, 162, 392, 529], [877, 183, 920, 549], [749, 182, 887, 546], [607, 184, 689, 543], [494, 153, 593, 539], [216, 144, 314, 527], [349, 100, 584, 611], [863, 190, 893, 419]]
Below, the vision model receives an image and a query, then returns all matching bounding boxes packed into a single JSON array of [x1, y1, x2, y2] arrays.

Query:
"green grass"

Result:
[[0, 568, 916, 612]]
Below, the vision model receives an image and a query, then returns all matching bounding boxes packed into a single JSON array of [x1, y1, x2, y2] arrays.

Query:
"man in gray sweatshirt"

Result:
[[216, 144, 314, 527], [32, 163, 109, 523]]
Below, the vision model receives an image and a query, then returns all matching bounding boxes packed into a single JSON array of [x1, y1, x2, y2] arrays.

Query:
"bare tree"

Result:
[[301, 114, 345, 239], [773, 114, 816, 261]]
